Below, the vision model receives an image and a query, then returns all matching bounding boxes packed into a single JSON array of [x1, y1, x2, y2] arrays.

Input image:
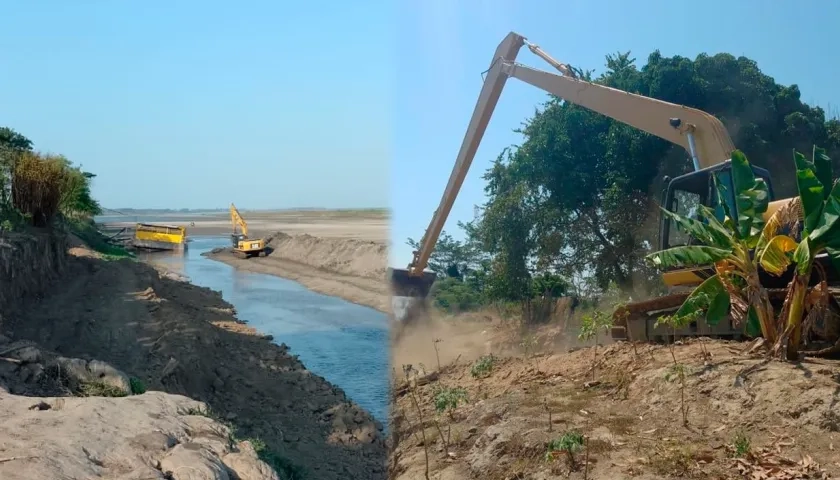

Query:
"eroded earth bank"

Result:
[[0, 232, 387, 480], [389, 316, 840, 480]]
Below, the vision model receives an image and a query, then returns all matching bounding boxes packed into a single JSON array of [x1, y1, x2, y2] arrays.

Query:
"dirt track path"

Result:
[[6, 248, 388, 479]]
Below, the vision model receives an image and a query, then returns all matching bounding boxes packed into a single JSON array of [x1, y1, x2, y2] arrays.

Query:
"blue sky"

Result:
[[3, 1, 838, 267], [390, 0, 840, 267], [0, 1, 392, 210]]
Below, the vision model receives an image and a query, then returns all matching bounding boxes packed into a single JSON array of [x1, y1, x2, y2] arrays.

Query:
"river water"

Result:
[[136, 236, 390, 424]]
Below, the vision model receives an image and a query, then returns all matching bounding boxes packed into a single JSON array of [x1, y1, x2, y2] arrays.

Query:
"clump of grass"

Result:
[[77, 382, 128, 398], [184, 406, 304, 479], [185, 405, 214, 417], [68, 218, 134, 259], [248, 438, 306, 480], [732, 430, 751, 457], [471, 354, 497, 378], [545, 431, 585, 469], [129, 377, 146, 395]]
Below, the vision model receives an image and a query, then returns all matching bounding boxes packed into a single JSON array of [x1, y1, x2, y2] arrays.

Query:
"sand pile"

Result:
[[265, 232, 387, 280]]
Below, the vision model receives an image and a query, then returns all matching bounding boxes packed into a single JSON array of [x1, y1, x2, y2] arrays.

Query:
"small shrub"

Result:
[[433, 386, 468, 418], [129, 377, 146, 395], [732, 430, 751, 457], [470, 354, 497, 378], [545, 431, 585, 468]]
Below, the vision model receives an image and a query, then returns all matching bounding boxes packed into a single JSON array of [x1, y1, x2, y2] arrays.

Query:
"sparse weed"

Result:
[[578, 310, 613, 381], [77, 382, 128, 398], [649, 443, 696, 477], [545, 431, 585, 469], [185, 405, 215, 417], [732, 430, 751, 457], [470, 354, 497, 379], [403, 364, 431, 479], [664, 363, 689, 383], [655, 312, 700, 426], [247, 438, 306, 480], [433, 386, 468, 418], [433, 338, 443, 371], [520, 334, 537, 358]]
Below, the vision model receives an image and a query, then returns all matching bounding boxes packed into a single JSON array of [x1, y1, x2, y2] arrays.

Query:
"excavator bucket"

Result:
[[390, 268, 437, 340], [389, 268, 437, 298]]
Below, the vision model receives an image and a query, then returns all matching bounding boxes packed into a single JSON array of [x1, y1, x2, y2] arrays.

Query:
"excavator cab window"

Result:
[[661, 171, 709, 250], [660, 163, 775, 253]]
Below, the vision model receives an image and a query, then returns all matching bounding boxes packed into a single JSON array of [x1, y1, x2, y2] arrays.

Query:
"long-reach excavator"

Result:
[[229, 203, 267, 259], [389, 31, 831, 343]]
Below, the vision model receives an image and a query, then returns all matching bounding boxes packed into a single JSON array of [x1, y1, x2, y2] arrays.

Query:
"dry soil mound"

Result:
[[265, 232, 387, 281], [390, 336, 840, 480]]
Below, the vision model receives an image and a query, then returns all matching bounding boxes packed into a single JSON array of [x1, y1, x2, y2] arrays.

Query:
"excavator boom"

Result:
[[391, 31, 736, 299], [229, 203, 249, 237]]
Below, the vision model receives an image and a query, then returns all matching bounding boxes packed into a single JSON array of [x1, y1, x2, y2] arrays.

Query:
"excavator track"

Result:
[[612, 287, 840, 344]]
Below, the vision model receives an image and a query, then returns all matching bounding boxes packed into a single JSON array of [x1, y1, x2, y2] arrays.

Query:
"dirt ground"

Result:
[[105, 209, 391, 313], [389, 313, 840, 480], [1, 238, 388, 479]]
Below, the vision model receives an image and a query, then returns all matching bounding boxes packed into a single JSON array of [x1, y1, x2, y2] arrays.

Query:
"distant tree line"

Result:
[[410, 49, 840, 321]]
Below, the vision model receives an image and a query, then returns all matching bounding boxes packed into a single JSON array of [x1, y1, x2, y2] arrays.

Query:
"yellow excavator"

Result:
[[389, 31, 836, 343], [229, 203, 267, 259]]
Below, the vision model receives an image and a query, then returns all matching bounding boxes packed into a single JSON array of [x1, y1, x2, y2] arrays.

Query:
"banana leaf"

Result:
[[646, 245, 731, 270], [674, 274, 729, 326], [730, 150, 770, 239], [757, 234, 797, 276], [660, 207, 733, 249]]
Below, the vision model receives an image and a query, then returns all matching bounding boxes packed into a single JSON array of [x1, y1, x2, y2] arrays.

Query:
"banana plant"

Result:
[[646, 150, 790, 344], [760, 146, 838, 360]]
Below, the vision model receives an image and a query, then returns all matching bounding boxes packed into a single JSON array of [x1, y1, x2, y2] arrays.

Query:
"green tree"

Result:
[[406, 231, 478, 280]]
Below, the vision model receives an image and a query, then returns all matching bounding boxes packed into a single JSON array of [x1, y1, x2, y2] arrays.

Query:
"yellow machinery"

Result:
[[390, 31, 829, 342], [133, 223, 187, 252], [230, 203, 267, 259]]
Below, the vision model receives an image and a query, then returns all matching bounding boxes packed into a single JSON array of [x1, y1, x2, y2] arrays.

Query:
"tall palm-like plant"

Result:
[[761, 147, 839, 360], [645, 150, 792, 344]]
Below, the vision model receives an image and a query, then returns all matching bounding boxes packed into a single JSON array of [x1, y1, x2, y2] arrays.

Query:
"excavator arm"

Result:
[[230, 203, 249, 237], [390, 31, 736, 298]]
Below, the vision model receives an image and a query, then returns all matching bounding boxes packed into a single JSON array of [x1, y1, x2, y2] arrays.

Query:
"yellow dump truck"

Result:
[[132, 223, 187, 252]]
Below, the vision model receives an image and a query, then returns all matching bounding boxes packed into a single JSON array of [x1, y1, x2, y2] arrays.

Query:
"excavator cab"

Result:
[[231, 233, 247, 247], [659, 162, 776, 251]]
